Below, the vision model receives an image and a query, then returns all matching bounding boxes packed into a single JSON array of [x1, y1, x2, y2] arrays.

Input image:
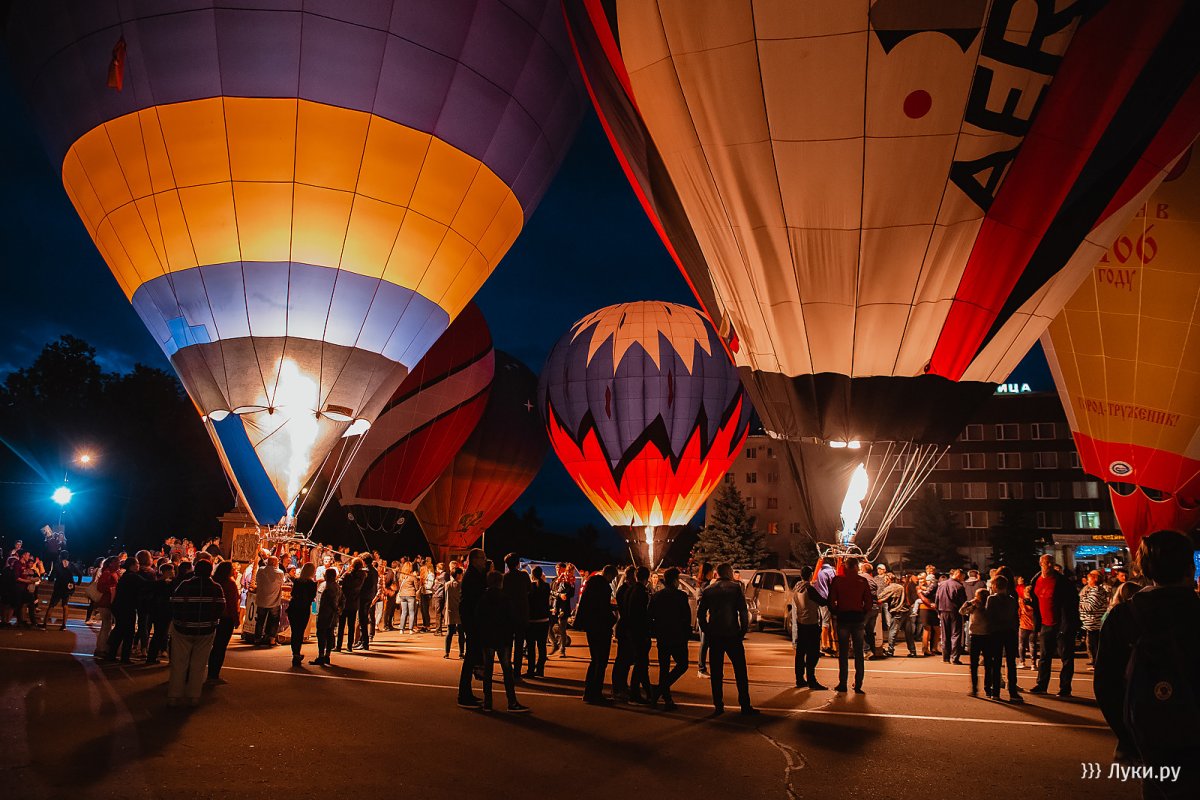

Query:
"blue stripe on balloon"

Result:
[[131, 262, 450, 367], [211, 414, 288, 524]]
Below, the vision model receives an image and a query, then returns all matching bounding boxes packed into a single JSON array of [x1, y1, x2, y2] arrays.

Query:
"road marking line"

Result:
[[0, 645, 1107, 730]]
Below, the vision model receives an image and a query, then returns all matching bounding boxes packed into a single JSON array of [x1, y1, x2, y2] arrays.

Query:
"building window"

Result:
[[745, 447, 757, 459], [1070, 451, 1080, 469], [961, 452, 985, 470], [1075, 511, 1101, 530], [997, 452, 1021, 470], [767, 447, 775, 458], [1072, 481, 1100, 499], [963, 482, 987, 500], [995, 423, 1019, 441], [746, 496, 757, 509], [767, 522, 779, 534], [960, 424, 984, 441], [766, 472, 779, 483], [1033, 451, 1058, 469], [746, 472, 757, 484], [725, 472, 735, 484], [1037, 511, 1062, 529], [998, 482, 1024, 500], [934, 482, 953, 500], [790, 522, 802, 535], [1032, 423, 1056, 440], [766, 497, 779, 509], [964, 510, 988, 529], [1034, 482, 1060, 499]]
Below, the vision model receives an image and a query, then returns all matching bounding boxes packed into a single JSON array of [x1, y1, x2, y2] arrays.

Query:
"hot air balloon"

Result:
[[539, 302, 751, 565], [1043, 150, 1200, 550], [415, 352, 546, 564], [329, 302, 494, 534], [4, 1, 582, 525], [564, 0, 1200, 553]]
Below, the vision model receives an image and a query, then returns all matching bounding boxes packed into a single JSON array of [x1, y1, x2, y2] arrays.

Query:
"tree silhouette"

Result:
[[692, 481, 769, 568]]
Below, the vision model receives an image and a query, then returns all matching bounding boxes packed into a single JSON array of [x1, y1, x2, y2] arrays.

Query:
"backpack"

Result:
[[1123, 601, 1200, 760]]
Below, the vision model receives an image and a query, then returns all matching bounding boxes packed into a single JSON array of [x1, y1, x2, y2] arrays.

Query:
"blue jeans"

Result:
[[398, 596, 417, 631]]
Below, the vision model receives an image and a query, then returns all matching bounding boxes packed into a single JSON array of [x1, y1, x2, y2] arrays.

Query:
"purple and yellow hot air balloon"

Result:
[[4, 1, 582, 524]]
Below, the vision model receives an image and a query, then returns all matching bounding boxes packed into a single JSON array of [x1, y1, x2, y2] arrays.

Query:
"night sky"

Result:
[[0, 73, 1051, 534]]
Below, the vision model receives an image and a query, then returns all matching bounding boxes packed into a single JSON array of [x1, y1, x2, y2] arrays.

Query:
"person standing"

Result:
[[575, 564, 618, 704], [829, 556, 874, 694], [313, 568, 344, 666], [289, 563, 318, 666], [381, 561, 398, 631], [43, 552, 79, 629], [501, 553, 531, 678], [144, 564, 175, 664], [166, 559, 226, 707], [254, 556, 285, 647], [1095, 530, 1200, 798], [613, 566, 652, 703], [647, 567, 691, 710], [419, 557, 436, 632], [985, 575, 1022, 703], [697, 563, 757, 715], [525, 566, 551, 677], [457, 549, 488, 709], [337, 558, 365, 651], [444, 567, 465, 658], [1078, 569, 1109, 669], [790, 565, 826, 689], [91, 557, 120, 657], [879, 573, 916, 657], [1028, 555, 1079, 697], [430, 563, 446, 637], [396, 561, 419, 635], [960, 587, 992, 697], [106, 557, 145, 663], [207, 560, 240, 682], [927, 568, 967, 664], [356, 557, 378, 650], [475, 570, 529, 712], [859, 561, 882, 659], [549, 565, 575, 657]]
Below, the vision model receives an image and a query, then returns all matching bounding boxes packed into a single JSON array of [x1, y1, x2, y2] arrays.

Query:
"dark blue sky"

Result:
[[0, 74, 1051, 533]]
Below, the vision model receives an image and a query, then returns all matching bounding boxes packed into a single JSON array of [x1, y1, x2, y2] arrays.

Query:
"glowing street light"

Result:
[[52, 486, 73, 506], [77, 452, 93, 464]]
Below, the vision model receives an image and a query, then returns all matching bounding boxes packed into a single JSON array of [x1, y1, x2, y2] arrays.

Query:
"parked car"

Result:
[[745, 569, 804, 634]]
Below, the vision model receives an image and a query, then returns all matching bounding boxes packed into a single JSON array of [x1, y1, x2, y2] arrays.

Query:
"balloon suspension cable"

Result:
[[303, 427, 371, 535], [860, 443, 948, 562]]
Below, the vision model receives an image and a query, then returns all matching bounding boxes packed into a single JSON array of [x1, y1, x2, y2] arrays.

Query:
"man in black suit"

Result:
[[648, 567, 692, 710], [697, 563, 757, 715]]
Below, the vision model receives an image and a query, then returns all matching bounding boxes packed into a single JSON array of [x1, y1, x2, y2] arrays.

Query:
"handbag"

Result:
[[84, 579, 104, 602]]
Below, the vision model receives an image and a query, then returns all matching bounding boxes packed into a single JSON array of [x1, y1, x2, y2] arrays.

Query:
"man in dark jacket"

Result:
[[574, 564, 618, 704], [475, 570, 529, 712], [1029, 555, 1079, 697], [356, 557, 378, 650], [613, 566, 651, 703], [107, 557, 148, 663], [167, 559, 225, 707], [926, 569, 968, 664], [697, 563, 757, 715], [501, 553, 531, 677], [648, 567, 691, 710], [1095, 530, 1199, 798], [457, 548, 488, 708]]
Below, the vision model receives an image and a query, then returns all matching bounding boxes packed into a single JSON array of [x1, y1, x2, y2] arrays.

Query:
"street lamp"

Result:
[[52, 486, 73, 505], [78, 453, 92, 465]]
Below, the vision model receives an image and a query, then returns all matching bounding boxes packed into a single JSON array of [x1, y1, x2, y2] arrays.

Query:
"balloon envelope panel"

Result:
[[1043, 150, 1200, 548], [539, 301, 751, 530], [7, 1, 583, 523], [416, 352, 547, 561]]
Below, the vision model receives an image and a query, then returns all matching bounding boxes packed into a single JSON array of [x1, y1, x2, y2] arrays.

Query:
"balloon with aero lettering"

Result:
[[415, 352, 546, 565], [539, 302, 751, 563], [333, 303, 494, 533], [1043, 150, 1200, 550], [4, 1, 582, 525], [565, 0, 1200, 547]]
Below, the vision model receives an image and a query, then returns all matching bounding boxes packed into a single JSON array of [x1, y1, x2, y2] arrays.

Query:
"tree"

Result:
[[691, 481, 769, 568], [784, 531, 818, 569], [988, 499, 1048, 579], [903, 486, 965, 569]]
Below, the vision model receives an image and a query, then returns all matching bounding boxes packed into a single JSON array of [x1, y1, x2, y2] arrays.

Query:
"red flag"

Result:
[[106, 36, 126, 91]]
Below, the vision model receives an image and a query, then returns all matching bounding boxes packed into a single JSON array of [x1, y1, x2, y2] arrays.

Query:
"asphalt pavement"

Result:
[[0, 621, 1138, 800]]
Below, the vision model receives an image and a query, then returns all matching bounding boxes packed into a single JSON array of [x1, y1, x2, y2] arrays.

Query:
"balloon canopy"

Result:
[[333, 302, 494, 533], [1043, 149, 1200, 550], [5, 0, 583, 524], [539, 301, 751, 560], [415, 351, 546, 564], [564, 0, 1200, 546]]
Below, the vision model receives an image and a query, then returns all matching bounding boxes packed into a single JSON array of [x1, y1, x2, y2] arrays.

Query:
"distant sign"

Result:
[[995, 383, 1033, 394]]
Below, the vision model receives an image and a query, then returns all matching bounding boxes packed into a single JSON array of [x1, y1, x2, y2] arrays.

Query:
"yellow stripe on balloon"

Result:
[[60, 97, 524, 321]]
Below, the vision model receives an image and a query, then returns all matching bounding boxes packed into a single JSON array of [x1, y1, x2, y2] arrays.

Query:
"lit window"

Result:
[[1075, 511, 1100, 530], [1072, 481, 1100, 499], [995, 423, 1019, 441], [767, 522, 779, 534]]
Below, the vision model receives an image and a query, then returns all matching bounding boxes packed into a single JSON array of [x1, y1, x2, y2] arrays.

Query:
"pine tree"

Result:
[[988, 499, 1047, 578], [903, 485, 966, 569], [692, 481, 770, 568]]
